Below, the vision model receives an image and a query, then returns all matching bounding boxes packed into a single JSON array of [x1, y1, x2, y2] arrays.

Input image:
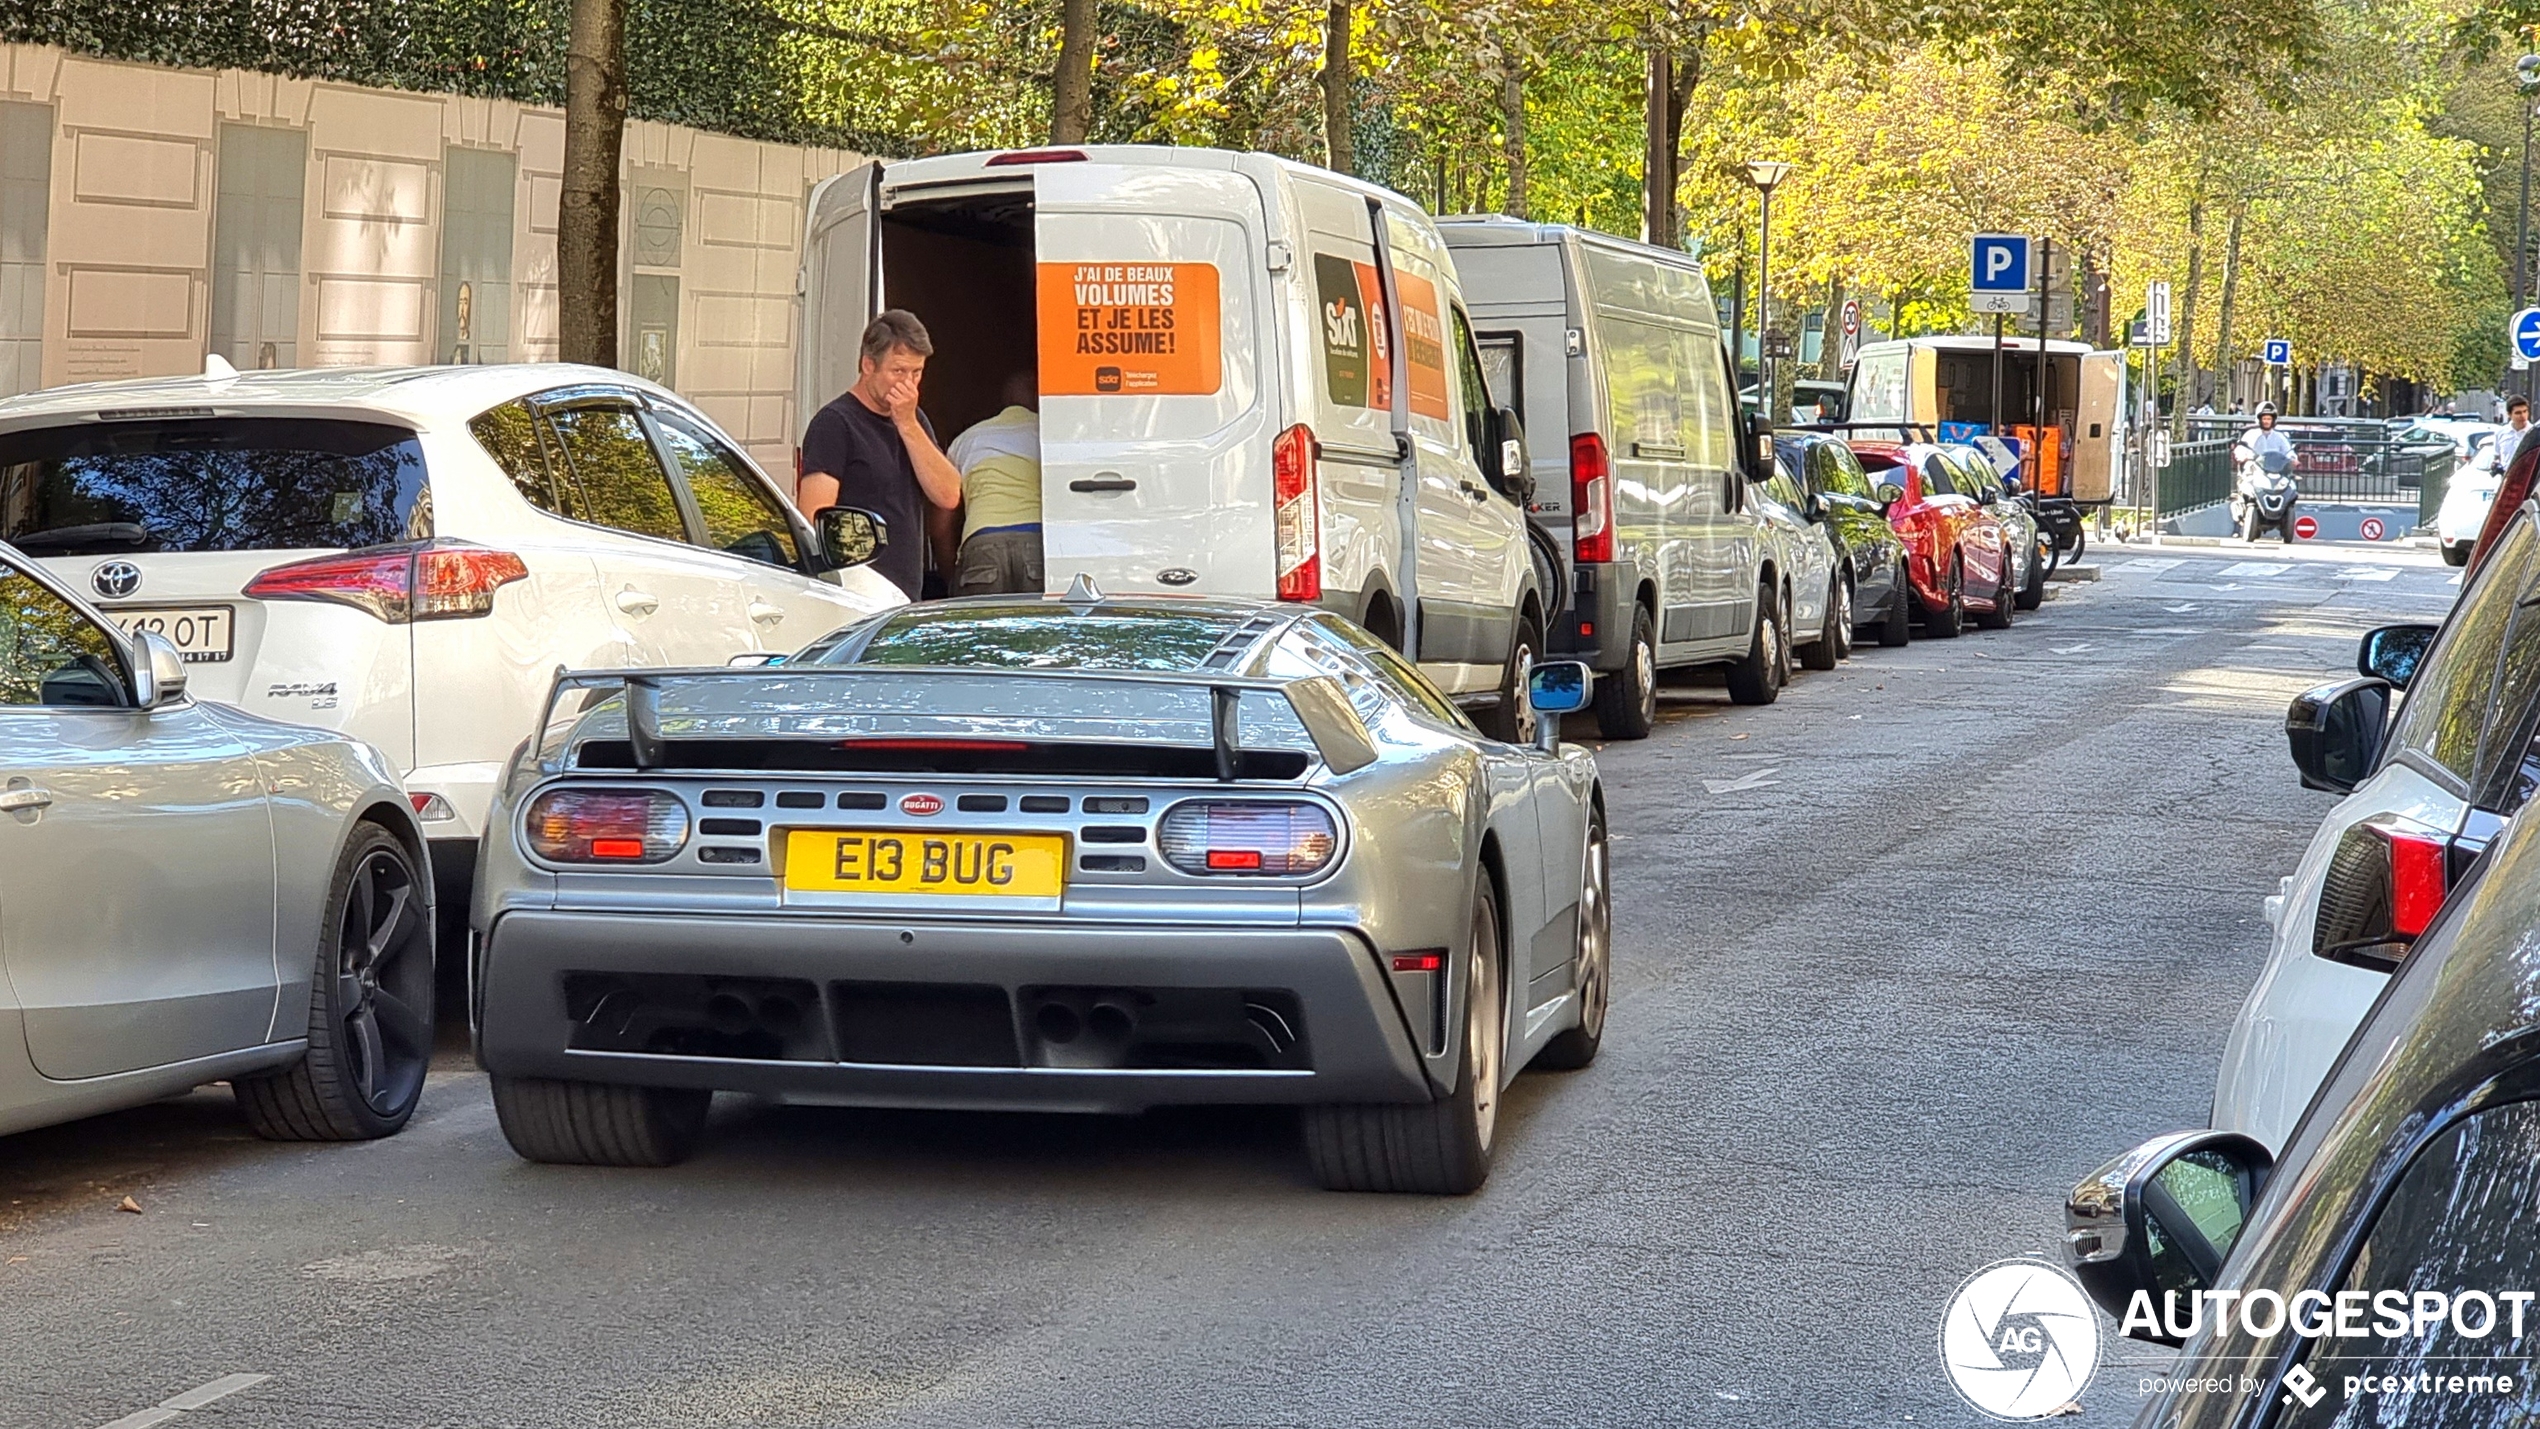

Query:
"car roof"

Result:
[[0, 363, 679, 431]]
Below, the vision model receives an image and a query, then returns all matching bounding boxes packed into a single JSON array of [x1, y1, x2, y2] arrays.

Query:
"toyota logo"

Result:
[[899, 793, 943, 817], [91, 561, 142, 599]]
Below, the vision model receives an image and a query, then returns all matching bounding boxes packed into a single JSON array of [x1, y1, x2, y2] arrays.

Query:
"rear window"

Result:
[[0, 418, 429, 556], [816, 606, 1250, 672]]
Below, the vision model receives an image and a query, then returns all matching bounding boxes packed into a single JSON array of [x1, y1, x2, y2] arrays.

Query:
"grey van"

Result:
[[1441, 218, 1774, 738]]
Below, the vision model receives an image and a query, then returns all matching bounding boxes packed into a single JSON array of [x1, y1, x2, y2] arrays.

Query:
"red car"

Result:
[[1846, 441, 2013, 638]]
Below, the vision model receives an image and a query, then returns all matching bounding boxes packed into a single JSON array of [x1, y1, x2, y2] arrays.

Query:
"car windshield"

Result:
[[0, 418, 430, 555], [812, 604, 1257, 672]]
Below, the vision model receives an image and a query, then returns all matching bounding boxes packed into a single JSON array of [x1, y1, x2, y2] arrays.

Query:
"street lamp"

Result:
[[1745, 159, 1793, 423], [2517, 56, 2540, 398]]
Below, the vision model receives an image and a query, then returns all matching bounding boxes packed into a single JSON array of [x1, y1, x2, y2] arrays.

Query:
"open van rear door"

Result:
[[2073, 349, 2122, 502], [796, 163, 882, 472]]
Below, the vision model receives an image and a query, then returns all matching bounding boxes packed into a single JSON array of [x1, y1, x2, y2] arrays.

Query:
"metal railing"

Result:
[[2182, 416, 2458, 505], [2157, 440, 2236, 517]]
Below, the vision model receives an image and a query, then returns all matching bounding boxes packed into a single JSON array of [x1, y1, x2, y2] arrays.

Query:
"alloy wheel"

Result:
[[1574, 818, 1610, 1044], [1467, 895, 1504, 1152], [336, 848, 431, 1114]]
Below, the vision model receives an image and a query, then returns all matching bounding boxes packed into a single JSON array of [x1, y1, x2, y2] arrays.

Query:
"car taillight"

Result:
[[1273, 423, 1321, 601], [524, 788, 690, 865], [2313, 816, 2454, 971], [1571, 433, 1613, 564], [244, 541, 527, 623], [1159, 801, 1337, 876]]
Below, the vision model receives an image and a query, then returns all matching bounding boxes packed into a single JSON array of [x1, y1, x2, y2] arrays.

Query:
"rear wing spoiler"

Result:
[[529, 664, 1381, 781]]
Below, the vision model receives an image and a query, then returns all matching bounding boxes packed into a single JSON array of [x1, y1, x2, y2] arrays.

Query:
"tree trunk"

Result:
[[1666, 43, 1698, 247], [2212, 211, 2245, 412], [1499, 50, 1527, 219], [559, 0, 627, 368], [1051, 0, 1099, 144], [2172, 198, 2204, 434], [1821, 277, 1844, 381], [1641, 48, 1672, 248], [1322, 2, 1353, 175]]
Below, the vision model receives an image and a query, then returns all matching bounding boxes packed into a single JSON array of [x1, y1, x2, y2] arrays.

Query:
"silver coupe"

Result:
[[472, 591, 1610, 1193], [0, 542, 434, 1142]]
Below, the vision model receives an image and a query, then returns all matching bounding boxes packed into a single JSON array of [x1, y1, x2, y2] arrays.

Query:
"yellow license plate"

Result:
[[783, 830, 1067, 897]]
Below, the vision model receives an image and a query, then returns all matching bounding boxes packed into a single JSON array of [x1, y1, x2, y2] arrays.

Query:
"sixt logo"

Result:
[[899, 793, 943, 817]]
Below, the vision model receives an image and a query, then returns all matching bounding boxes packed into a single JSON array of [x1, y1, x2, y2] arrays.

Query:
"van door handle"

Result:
[[1460, 481, 1490, 502], [615, 588, 660, 616], [1069, 477, 1137, 493], [747, 600, 785, 625], [0, 786, 52, 813], [1633, 441, 1686, 459]]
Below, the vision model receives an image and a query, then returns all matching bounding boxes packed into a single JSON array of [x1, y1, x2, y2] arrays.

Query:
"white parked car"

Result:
[[0, 363, 904, 922], [2434, 429, 2516, 566], [2212, 503, 2540, 1148]]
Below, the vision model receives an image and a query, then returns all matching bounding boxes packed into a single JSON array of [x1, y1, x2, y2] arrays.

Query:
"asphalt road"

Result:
[[0, 539, 2466, 1428]]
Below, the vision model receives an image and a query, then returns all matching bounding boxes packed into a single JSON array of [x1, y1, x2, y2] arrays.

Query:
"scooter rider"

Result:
[[2234, 403, 2294, 468]]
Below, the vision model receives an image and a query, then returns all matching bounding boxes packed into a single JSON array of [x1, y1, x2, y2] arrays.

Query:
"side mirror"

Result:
[[2002, 473, 2024, 495], [2358, 623, 2435, 689], [2066, 1130, 2273, 1345], [1746, 412, 1774, 469], [1484, 405, 1532, 504], [1874, 481, 1905, 508], [1527, 660, 1592, 752], [131, 630, 188, 709], [817, 506, 888, 570], [2287, 676, 2391, 793]]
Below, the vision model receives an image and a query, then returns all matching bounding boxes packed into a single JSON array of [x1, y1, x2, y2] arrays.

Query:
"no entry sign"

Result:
[[2293, 514, 2317, 540], [2360, 516, 2387, 542]]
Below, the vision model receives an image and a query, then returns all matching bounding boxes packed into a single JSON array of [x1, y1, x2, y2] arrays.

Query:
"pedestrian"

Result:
[[2499, 396, 2532, 470], [948, 370, 1045, 596], [797, 309, 965, 601]]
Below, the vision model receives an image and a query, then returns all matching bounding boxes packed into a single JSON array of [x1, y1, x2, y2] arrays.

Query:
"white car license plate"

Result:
[[116, 606, 236, 663]]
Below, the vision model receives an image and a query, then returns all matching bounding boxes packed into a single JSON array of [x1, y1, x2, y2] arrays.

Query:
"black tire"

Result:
[[1592, 604, 1657, 740], [491, 1075, 712, 1167], [2240, 504, 2261, 543], [1877, 557, 1912, 648], [1304, 879, 1506, 1194], [2068, 525, 2088, 564], [2015, 535, 2048, 611], [1531, 809, 1609, 1072], [1801, 571, 1848, 670], [2278, 513, 2298, 543], [2443, 541, 2472, 568], [1977, 557, 2014, 630], [1478, 613, 1542, 744], [1772, 584, 1795, 686], [1922, 556, 1965, 639], [1725, 582, 1783, 705], [234, 825, 434, 1142]]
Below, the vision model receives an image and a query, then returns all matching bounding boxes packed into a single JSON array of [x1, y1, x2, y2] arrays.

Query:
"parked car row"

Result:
[[2063, 500, 2540, 1422]]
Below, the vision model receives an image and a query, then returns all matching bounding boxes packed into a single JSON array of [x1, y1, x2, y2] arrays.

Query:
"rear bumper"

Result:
[[1549, 561, 1637, 670], [475, 910, 1435, 1112]]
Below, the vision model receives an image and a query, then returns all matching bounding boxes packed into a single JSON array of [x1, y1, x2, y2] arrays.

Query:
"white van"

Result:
[[1438, 218, 1777, 739], [797, 146, 1548, 737]]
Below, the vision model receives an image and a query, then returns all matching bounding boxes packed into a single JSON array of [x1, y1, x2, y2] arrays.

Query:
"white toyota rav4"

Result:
[[0, 363, 904, 917]]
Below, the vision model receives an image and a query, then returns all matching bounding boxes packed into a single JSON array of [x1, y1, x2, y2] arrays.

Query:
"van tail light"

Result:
[[1571, 433, 1613, 564], [2313, 816, 2455, 971], [985, 148, 1090, 165], [245, 541, 527, 623], [524, 788, 690, 865], [1159, 801, 1337, 876], [1272, 423, 1321, 601]]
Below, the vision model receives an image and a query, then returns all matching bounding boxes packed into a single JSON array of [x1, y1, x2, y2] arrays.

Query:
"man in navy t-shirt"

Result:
[[797, 309, 964, 600]]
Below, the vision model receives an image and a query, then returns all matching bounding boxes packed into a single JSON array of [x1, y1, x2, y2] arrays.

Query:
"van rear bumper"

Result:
[[1551, 562, 1638, 670]]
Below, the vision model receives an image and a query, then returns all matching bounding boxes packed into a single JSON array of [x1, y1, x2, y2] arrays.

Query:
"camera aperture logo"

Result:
[[1940, 1260, 2102, 1419]]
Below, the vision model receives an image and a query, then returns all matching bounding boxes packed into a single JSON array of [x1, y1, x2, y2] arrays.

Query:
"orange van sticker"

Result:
[[1394, 270, 1450, 421], [1315, 255, 1393, 411], [1037, 262, 1222, 396]]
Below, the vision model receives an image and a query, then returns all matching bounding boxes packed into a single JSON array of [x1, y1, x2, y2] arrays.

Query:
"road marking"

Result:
[[96, 1375, 268, 1429], [2131, 626, 2206, 636], [2119, 558, 2182, 574], [1702, 768, 1780, 794], [2208, 583, 2243, 591], [2051, 643, 2093, 654], [2336, 567, 2399, 582], [2217, 561, 2292, 578], [2164, 602, 2200, 613]]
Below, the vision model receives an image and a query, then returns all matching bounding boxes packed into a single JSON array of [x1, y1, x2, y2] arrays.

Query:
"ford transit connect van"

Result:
[[797, 146, 1547, 737], [1440, 218, 1776, 737]]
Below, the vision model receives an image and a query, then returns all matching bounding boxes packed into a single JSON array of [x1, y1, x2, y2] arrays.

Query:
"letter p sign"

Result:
[[1970, 235, 2029, 295]]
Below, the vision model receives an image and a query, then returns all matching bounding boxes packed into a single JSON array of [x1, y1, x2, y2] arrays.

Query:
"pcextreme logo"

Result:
[[1939, 1259, 2102, 1420]]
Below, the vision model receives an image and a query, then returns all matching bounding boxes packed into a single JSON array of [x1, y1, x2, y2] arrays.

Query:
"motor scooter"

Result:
[[2232, 449, 2298, 542]]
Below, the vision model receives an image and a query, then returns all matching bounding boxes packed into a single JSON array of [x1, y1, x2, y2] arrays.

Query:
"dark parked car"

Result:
[[1772, 433, 1910, 648], [2062, 788, 2540, 1425]]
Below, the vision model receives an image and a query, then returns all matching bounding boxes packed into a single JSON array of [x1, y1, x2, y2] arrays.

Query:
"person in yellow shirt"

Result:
[[947, 371, 1044, 596]]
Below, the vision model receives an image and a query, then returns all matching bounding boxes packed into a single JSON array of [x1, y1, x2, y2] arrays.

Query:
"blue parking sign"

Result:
[[2513, 307, 2540, 362], [2262, 338, 2291, 366], [1970, 235, 2028, 293]]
